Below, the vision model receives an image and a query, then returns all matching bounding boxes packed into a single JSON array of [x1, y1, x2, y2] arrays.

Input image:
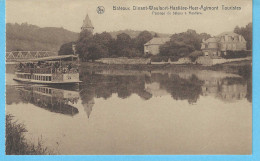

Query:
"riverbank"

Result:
[[6, 114, 53, 155], [80, 60, 252, 74]]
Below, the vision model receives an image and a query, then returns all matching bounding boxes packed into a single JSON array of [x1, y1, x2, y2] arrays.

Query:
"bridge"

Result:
[[6, 51, 58, 62]]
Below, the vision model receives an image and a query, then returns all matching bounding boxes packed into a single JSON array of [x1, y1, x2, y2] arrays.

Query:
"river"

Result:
[[5, 64, 252, 154]]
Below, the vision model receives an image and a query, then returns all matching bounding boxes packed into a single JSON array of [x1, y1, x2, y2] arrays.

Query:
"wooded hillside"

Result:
[[6, 23, 79, 51]]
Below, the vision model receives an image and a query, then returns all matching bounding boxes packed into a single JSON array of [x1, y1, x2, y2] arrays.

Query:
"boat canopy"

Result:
[[18, 55, 78, 62]]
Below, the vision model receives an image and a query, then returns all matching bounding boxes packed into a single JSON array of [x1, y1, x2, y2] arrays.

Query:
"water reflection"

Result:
[[79, 69, 251, 118], [7, 85, 79, 116], [7, 67, 251, 118], [5, 65, 252, 154]]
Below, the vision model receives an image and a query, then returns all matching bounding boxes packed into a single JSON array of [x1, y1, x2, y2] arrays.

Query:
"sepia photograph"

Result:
[[4, 0, 253, 155]]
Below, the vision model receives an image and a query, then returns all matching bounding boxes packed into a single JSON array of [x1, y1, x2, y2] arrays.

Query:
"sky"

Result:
[[6, 0, 252, 36]]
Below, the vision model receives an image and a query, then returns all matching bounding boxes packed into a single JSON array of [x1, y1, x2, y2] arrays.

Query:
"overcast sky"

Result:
[[6, 0, 252, 36]]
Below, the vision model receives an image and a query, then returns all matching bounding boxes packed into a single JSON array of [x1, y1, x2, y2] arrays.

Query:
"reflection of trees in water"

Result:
[[80, 71, 152, 101], [80, 68, 251, 107], [150, 73, 203, 104], [79, 71, 152, 117], [78, 67, 252, 119], [237, 65, 252, 103]]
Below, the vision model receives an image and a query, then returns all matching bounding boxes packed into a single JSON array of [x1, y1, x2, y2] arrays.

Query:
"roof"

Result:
[[82, 14, 94, 29], [144, 37, 170, 46], [204, 37, 219, 43], [19, 55, 78, 62], [217, 32, 239, 37]]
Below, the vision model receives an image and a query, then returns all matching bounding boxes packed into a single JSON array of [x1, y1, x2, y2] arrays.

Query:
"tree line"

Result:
[[59, 29, 211, 61], [59, 23, 252, 61], [59, 30, 154, 61]]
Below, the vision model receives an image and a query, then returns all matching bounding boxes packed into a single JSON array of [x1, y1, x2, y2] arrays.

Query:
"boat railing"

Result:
[[17, 67, 79, 74]]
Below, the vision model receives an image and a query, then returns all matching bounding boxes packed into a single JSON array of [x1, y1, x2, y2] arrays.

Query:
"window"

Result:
[[228, 44, 232, 50], [233, 44, 236, 50]]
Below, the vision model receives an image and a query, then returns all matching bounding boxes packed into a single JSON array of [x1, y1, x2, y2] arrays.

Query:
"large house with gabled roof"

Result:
[[201, 32, 247, 58], [144, 37, 170, 55]]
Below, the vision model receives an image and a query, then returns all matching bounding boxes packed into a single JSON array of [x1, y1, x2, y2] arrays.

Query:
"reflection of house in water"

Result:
[[17, 86, 79, 116], [217, 79, 247, 102], [201, 76, 247, 102], [145, 70, 248, 103], [176, 70, 248, 102], [145, 82, 168, 97]]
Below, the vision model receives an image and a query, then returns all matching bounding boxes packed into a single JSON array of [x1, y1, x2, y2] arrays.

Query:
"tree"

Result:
[[188, 50, 203, 62], [154, 33, 159, 37], [121, 48, 142, 58], [159, 29, 210, 60], [76, 30, 94, 61], [234, 23, 252, 50], [159, 41, 194, 59], [234, 26, 240, 34], [115, 33, 132, 57], [93, 32, 113, 58], [170, 29, 204, 51], [135, 31, 153, 54], [75, 30, 115, 61], [58, 42, 74, 55], [87, 43, 106, 60], [93, 32, 113, 46]]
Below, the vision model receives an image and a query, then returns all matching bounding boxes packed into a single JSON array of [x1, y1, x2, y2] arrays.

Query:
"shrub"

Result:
[[6, 114, 53, 155], [189, 50, 203, 62], [169, 56, 179, 62], [221, 50, 251, 59], [151, 56, 169, 62]]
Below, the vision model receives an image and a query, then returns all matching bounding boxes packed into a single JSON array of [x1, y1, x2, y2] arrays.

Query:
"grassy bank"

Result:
[[6, 114, 53, 155], [80, 60, 252, 74]]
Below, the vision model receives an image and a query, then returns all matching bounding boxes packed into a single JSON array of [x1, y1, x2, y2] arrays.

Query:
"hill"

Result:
[[6, 23, 172, 52], [108, 29, 171, 38], [6, 23, 79, 52]]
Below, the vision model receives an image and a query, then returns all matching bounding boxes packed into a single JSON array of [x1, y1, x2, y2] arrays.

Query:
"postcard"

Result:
[[1, 0, 259, 159]]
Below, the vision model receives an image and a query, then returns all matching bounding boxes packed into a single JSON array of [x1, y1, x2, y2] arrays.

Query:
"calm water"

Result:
[[6, 65, 252, 154]]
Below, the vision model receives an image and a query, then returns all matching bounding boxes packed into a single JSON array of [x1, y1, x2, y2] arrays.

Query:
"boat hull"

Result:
[[13, 77, 81, 85]]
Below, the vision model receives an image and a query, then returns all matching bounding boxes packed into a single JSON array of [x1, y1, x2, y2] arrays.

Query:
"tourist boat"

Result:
[[13, 55, 81, 85]]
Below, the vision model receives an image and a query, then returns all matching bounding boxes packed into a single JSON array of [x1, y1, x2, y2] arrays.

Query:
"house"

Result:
[[201, 32, 247, 57], [144, 37, 170, 55]]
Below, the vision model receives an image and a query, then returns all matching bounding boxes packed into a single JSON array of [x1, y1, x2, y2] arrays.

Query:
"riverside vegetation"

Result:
[[6, 114, 53, 155]]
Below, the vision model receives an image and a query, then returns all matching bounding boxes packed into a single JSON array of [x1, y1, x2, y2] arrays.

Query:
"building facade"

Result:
[[144, 37, 170, 55], [201, 32, 247, 58]]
